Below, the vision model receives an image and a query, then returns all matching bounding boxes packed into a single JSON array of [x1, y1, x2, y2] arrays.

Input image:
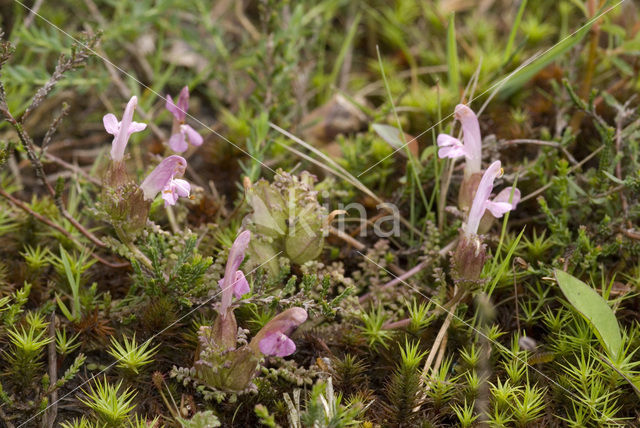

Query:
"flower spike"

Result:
[[104, 96, 147, 162]]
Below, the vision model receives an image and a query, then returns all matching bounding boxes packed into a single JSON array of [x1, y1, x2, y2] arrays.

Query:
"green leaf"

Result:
[[503, 0, 528, 64], [554, 269, 622, 361], [446, 13, 459, 92], [420, 144, 436, 163], [602, 170, 625, 185], [372, 124, 404, 149], [55, 294, 76, 323]]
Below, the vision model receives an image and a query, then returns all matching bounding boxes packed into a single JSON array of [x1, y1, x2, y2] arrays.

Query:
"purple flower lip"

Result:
[[168, 124, 203, 153], [218, 270, 250, 299], [104, 96, 147, 162], [161, 178, 191, 207], [251, 307, 308, 357], [259, 332, 296, 357]]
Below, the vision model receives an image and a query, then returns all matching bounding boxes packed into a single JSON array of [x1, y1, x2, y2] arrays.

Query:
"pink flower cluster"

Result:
[[103, 95, 197, 207]]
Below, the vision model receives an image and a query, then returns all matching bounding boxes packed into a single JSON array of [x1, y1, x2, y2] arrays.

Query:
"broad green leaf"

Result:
[[554, 269, 622, 361]]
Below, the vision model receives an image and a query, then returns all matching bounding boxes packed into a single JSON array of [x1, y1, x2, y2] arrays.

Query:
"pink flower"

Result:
[[465, 160, 520, 236], [166, 86, 203, 153], [161, 177, 191, 207], [250, 307, 308, 357], [437, 104, 482, 175], [169, 125, 203, 153], [259, 332, 296, 357], [139, 155, 190, 207], [219, 231, 251, 316], [104, 96, 147, 162], [218, 270, 250, 299]]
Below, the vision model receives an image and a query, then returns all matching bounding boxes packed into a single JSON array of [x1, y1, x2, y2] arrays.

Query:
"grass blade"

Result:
[[447, 13, 460, 93], [503, 0, 528, 65]]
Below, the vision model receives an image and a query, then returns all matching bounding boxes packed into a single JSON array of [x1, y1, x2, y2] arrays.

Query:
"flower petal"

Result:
[[232, 270, 250, 298], [110, 96, 140, 162], [162, 187, 179, 207], [258, 332, 296, 357], [437, 133, 462, 148], [437, 134, 469, 159], [140, 155, 187, 201], [220, 230, 251, 313], [454, 104, 482, 174], [177, 86, 189, 114], [493, 186, 521, 208], [103, 114, 119, 135], [182, 124, 203, 147], [165, 94, 184, 121], [172, 178, 191, 197], [127, 121, 147, 135], [217, 270, 250, 299], [249, 307, 307, 355], [438, 145, 467, 159], [228, 231, 251, 274], [169, 133, 188, 153], [484, 200, 514, 218]]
